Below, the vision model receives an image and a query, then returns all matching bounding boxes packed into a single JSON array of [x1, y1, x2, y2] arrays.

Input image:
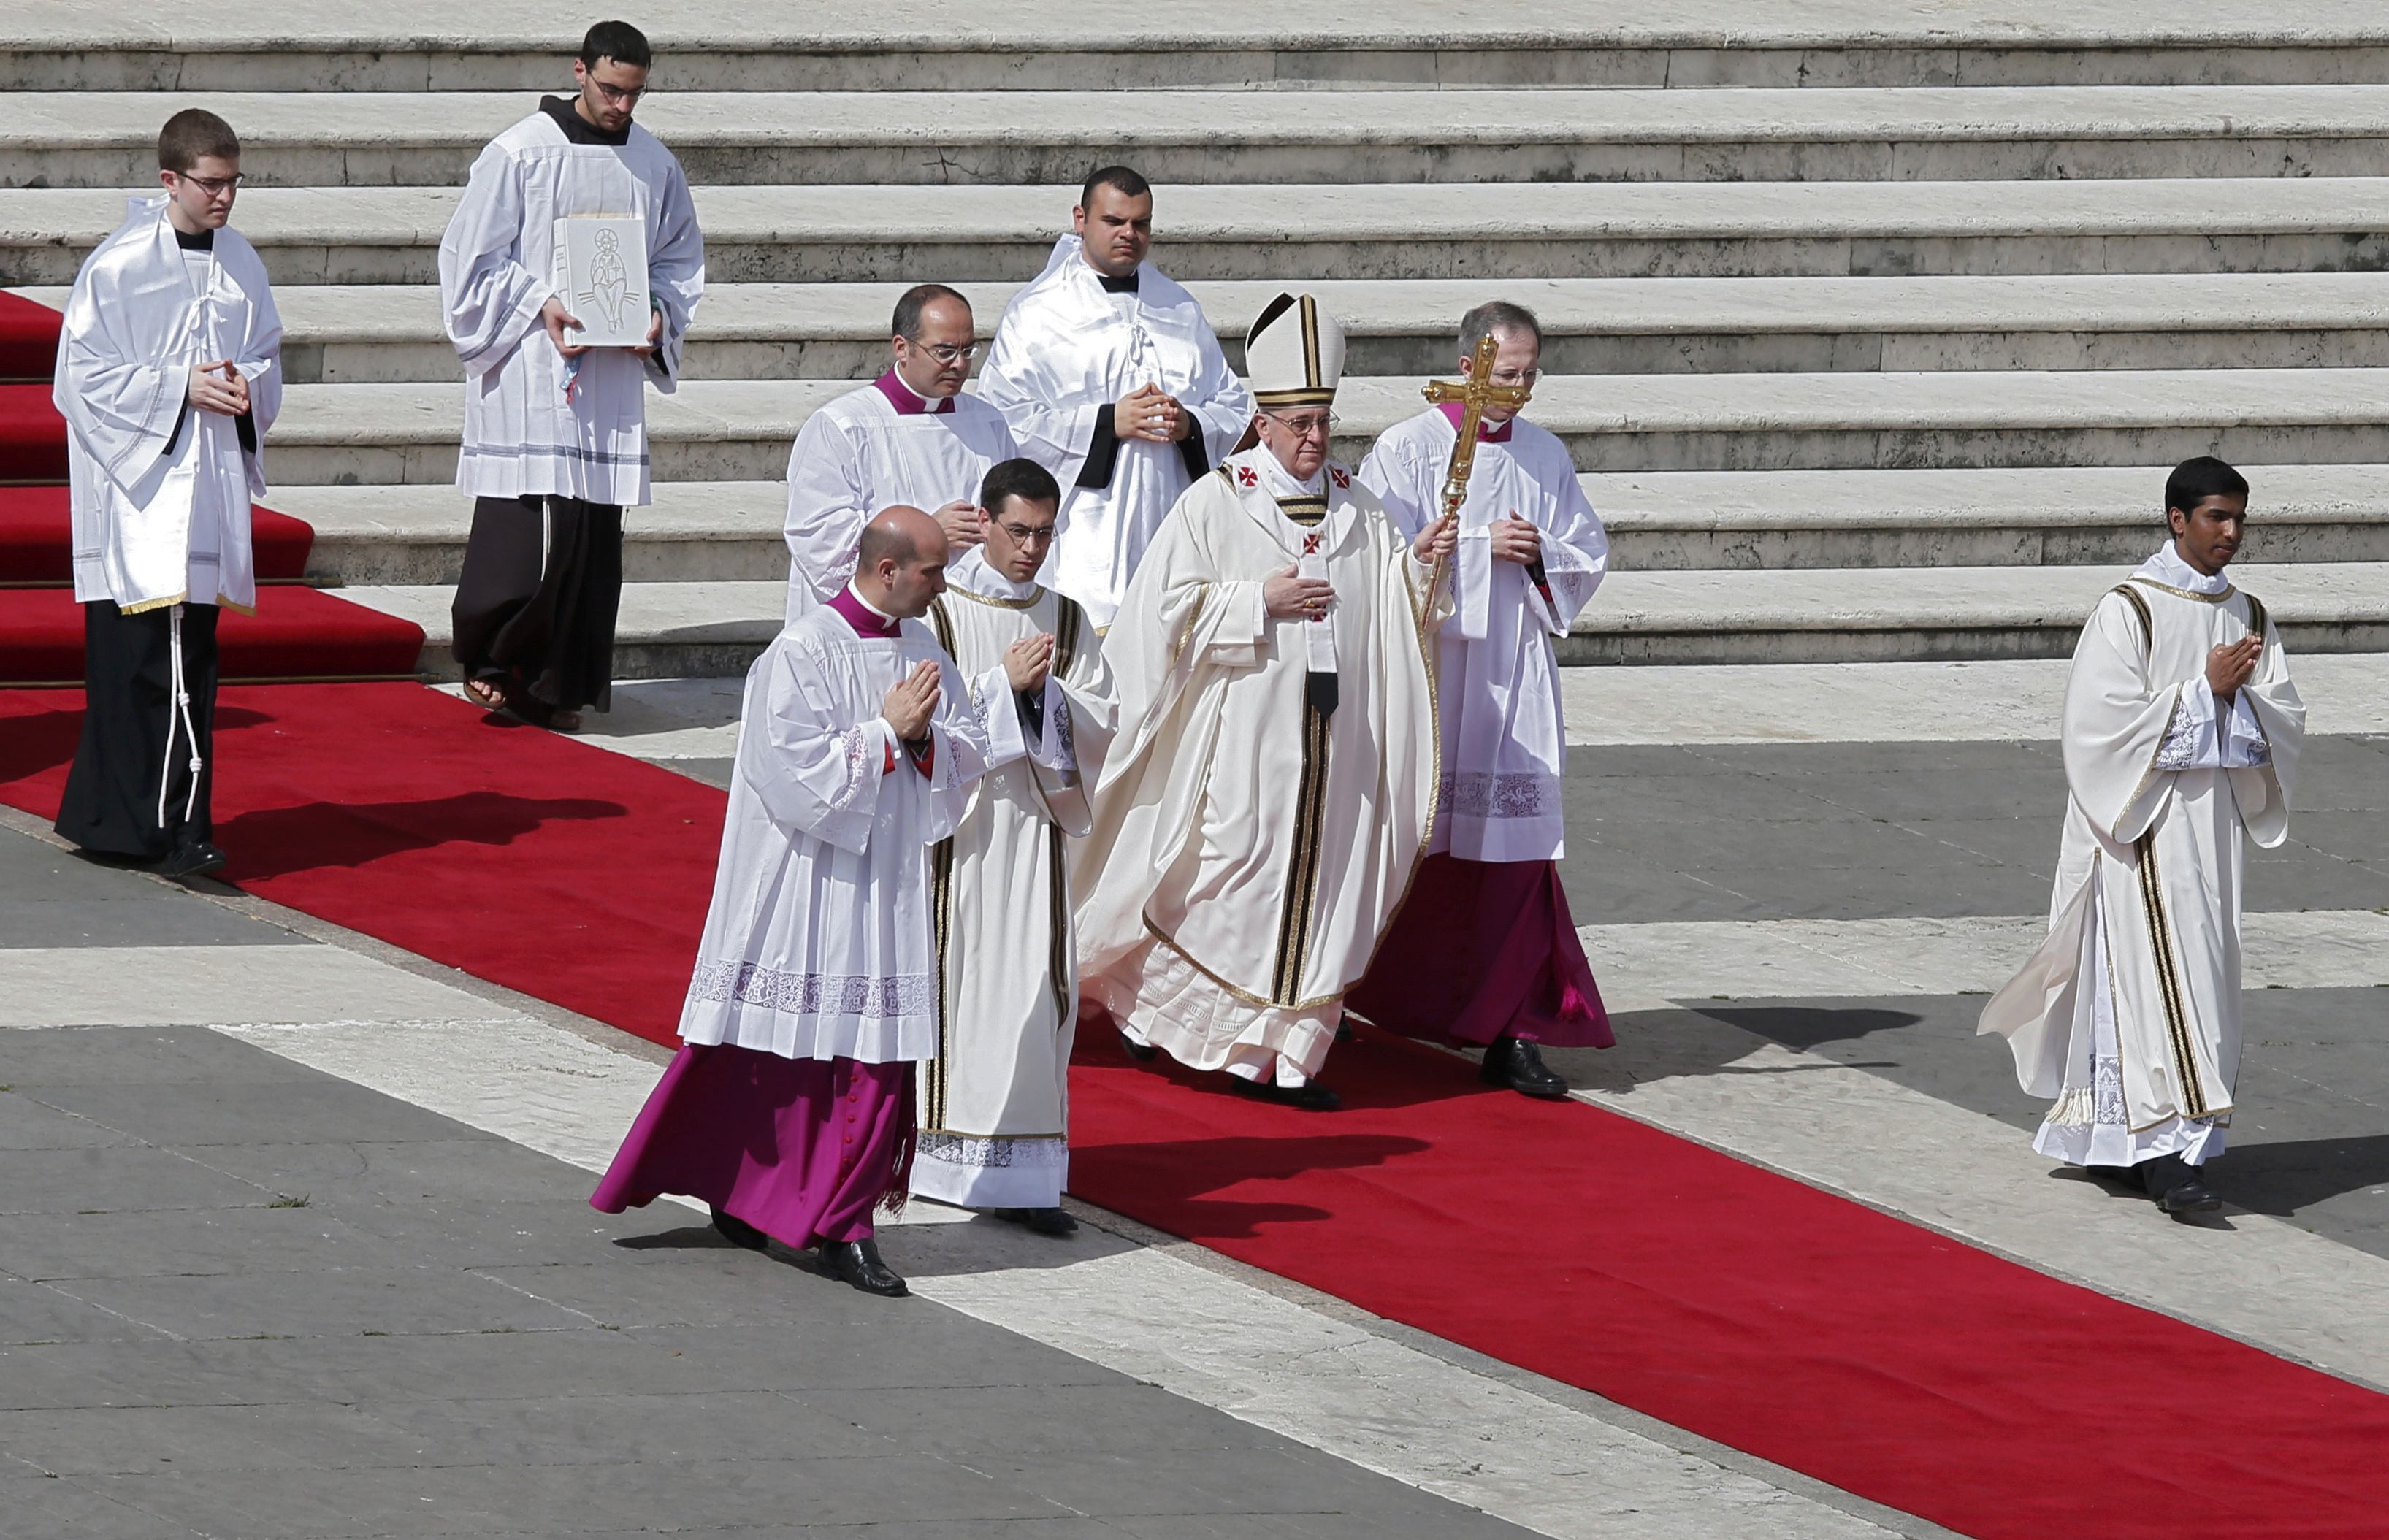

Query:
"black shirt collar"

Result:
[[172, 226, 215, 251], [1096, 270, 1140, 295], [540, 94, 631, 147]]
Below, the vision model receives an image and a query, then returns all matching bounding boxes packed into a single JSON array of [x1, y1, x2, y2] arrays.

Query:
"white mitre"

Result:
[[1245, 292, 1346, 409]]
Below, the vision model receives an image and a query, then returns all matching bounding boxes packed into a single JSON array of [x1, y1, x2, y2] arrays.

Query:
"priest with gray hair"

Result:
[[1072, 295, 1453, 1109]]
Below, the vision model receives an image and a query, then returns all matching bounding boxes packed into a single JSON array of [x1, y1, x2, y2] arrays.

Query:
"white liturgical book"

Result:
[[551, 216, 650, 348]]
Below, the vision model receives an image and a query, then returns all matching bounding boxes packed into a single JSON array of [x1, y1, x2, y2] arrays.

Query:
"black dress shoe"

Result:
[[998, 1206, 1079, 1237], [1334, 1016, 1356, 1043], [817, 1238, 909, 1297], [1117, 1027, 1158, 1062], [2140, 1154, 2222, 1216], [1232, 1076, 1342, 1111], [711, 1206, 769, 1252], [1480, 1035, 1569, 1100], [156, 841, 227, 882]]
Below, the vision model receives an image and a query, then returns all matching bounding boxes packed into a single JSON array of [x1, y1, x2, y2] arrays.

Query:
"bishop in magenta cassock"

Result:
[[1073, 296, 1453, 1110], [1347, 302, 1614, 1099], [782, 284, 1020, 619], [593, 506, 987, 1297]]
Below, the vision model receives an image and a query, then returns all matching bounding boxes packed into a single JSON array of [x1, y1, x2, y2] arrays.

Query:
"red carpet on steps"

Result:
[[0, 484, 316, 584], [0, 382, 66, 480], [5, 682, 2388, 1539], [0, 288, 62, 379]]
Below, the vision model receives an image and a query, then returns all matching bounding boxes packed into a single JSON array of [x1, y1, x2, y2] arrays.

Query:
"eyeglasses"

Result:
[[909, 342, 978, 364], [590, 80, 648, 104], [996, 521, 1055, 545], [1263, 412, 1339, 439], [172, 172, 244, 197]]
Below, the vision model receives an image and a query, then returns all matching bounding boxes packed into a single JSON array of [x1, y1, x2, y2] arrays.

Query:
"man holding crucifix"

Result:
[[1074, 295, 1454, 1110], [1348, 302, 1615, 1098]]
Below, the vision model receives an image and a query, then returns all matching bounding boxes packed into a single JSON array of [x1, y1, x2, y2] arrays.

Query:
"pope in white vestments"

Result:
[[595, 507, 989, 1297], [911, 460, 1117, 1228], [52, 111, 281, 881], [784, 284, 1018, 619], [438, 26, 705, 726], [1074, 296, 1453, 1108], [1348, 303, 1615, 1100], [976, 169, 1252, 628], [1980, 459, 2304, 1219]]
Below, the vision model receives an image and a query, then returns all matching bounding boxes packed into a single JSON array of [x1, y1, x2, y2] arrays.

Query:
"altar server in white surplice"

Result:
[[976, 166, 1252, 628], [912, 459, 1117, 1233], [1980, 458, 2304, 1220], [52, 110, 281, 883], [1348, 302, 1616, 1101], [783, 284, 1019, 620], [594, 507, 988, 1300], [1074, 296, 1453, 1110], [439, 20, 703, 730]]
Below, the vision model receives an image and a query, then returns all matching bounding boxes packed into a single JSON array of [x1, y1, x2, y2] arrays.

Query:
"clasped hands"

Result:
[[186, 360, 250, 415], [881, 660, 941, 741], [1003, 633, 1055, 693], [1115, 383, 1192, 443], [2206, 635, 2261, 701]]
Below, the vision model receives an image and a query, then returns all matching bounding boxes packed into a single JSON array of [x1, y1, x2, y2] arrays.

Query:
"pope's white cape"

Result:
[[782, 384, 1019, 621], [1360, 406, 1608, 862], [914, 548, 1120, 1206], [976, 235, 1253, 627], [678, 603, 989, 1065], [438, 107, 705, 507], [55, 194, 283, 613], [1979, 543, 2306, 1141], [1073, 448, 1446, 1081]]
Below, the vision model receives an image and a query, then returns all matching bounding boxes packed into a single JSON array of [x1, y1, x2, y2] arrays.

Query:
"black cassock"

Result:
[[55, 600, 220, 862], [450, 494, 624, 716]]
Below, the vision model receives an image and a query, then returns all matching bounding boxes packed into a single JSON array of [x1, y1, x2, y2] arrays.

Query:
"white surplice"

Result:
[[976, 236, 1252, 627], [679, 602, 989, 1066], [912, 548, 1118, 1207], [56, 196, 283, 614], [1074, 448, 1446, 1084], [439, 101, 704, 507], [1979, 543, 2305, 1165], [1359, 405, 1608, 862], [782, 374, 1020, 621]]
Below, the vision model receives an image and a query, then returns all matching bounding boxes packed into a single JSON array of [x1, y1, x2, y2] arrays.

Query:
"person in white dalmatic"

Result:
[[1980, 458, 2305, 1219], [1073, 295, 1455, 1110]]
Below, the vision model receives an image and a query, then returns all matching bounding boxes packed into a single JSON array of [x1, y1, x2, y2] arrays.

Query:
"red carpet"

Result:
[[0, 383, 66, 480], [7, 680, 2388, 1539], [0, 288, 63, 380], [0, 484, 316, 584]]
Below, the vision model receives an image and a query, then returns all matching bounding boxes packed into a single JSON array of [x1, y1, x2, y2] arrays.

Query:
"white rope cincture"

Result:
[[156, 602, 205, 830]]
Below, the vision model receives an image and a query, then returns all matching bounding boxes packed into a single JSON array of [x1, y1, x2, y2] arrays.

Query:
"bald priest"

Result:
[[1074, 296, 1454, 1108]]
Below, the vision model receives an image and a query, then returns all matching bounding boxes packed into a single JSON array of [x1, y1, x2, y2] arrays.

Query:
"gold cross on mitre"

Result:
[[1418, 332, 1532, 591]]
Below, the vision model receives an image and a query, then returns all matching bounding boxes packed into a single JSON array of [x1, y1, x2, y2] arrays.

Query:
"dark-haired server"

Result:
[[1980, 458, 2306, 1220], [438, 20, 704, 731], [976, 167, 1251, 629], [909, 459, 1117, 1235], [781, 284, 1019, 620], [53, 109, 281, 881]]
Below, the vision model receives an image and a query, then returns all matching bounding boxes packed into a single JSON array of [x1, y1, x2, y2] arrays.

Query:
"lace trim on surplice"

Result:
[[688, 961, 936, 1018]]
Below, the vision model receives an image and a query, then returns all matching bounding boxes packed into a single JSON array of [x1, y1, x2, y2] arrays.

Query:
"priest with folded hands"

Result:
[[593, 505, 987, 1298]]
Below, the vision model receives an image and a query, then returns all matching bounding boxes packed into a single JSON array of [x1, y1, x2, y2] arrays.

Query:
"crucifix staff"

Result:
[[1420, 332, 1532, 608]]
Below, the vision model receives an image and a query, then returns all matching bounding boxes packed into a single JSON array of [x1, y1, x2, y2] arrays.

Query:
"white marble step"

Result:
[[11, 177, 2389, 286], [8, 0, 2385, 91], [20, 85, 2389, 188], [248, 368, 2389, 486], [270, 463, 2389, 586], [339, 560, 2389, 678], [23, 272, 2388, 383]]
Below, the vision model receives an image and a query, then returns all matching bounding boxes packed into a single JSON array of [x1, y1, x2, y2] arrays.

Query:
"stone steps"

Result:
[[266, 464, 2389, 586], [251, 369, 2389, 486], [9, 3, 2387, 93], [12, 177, 2389, 286], [20, 86, 2389, 188], [24, 272, 2388, 383], [335, 559, 2389, 681]]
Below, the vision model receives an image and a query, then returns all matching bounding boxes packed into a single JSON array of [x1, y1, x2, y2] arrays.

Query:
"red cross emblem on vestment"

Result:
[[1236, 466, 1259, 489], [1330, 468, 1350, 489], [1302, 533, 1322, 555]]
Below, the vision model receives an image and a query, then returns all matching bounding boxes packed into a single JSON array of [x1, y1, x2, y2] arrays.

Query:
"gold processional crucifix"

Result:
[[1419, 332, 1532, 605]]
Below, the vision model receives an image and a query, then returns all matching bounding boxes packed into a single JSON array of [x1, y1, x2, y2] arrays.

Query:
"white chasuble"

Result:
[[1979, 543, 2304, 1160], [57, 196, 283, 613], [440, 102, 705, 507], [912, 550, 1119, 1207], [782, 375, 1020, 621], [976, 236, 1253, 628], [1074, 448, 1446, 1082], [1359, 406, 1608, 862], [678, 605, 988, 1066]]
